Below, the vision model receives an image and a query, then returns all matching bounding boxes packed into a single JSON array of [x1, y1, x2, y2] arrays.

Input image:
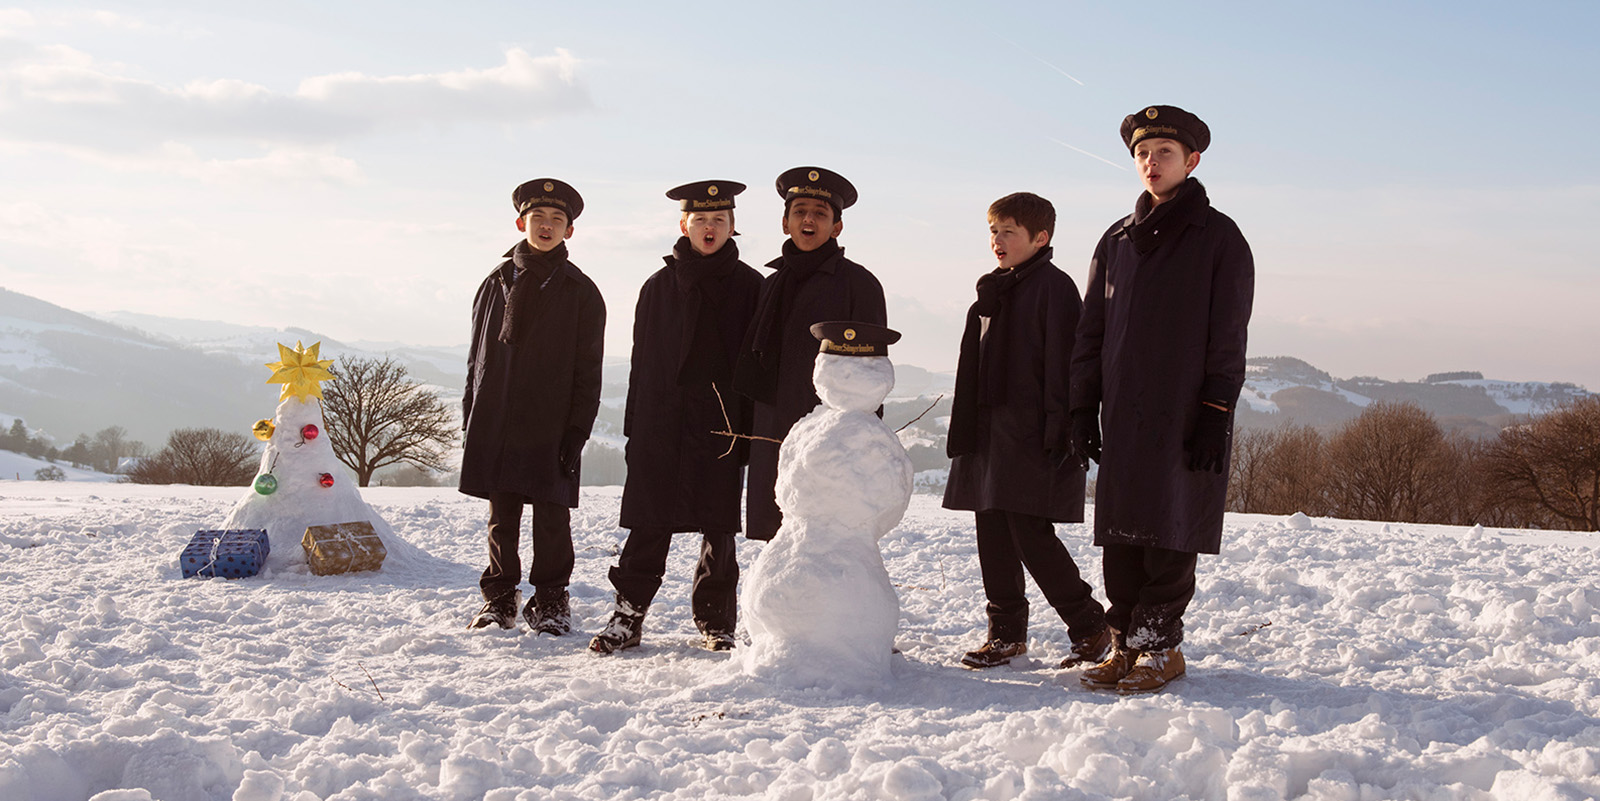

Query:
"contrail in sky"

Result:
[[995, 34, 1085, 86], [1049, 137, 1127, 170]]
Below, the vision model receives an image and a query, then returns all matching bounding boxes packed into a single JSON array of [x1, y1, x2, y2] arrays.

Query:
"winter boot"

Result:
[[1115, 646, 1186, 694], [589, 595, 646, 654], [525, 587, 572, 635], [700, 631, 737, 652], [469, 589, 522, 630], [1080, 632, 1136, 689], [694, 615, 737, 652], [1059, 627, 1114, 669], [960, 638, 1027, 669]]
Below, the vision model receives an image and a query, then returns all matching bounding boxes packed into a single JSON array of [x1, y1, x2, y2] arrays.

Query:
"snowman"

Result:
[[740, 321, 914, 689]]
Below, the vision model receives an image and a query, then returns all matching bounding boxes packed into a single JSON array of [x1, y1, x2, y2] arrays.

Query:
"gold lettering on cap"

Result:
[[1134, 125, 1180, 141], [521, 196, 568, 211]]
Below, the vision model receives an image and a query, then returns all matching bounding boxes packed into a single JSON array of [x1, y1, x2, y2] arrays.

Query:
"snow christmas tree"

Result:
[[220, 341, 413, 572]]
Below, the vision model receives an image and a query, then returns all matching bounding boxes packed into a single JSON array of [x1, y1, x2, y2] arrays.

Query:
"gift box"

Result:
[[302, 521, 386, 575], [180, 529, 270, 579]]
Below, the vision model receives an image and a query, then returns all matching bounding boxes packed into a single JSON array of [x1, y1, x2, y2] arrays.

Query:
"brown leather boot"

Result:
[[1080, 639, 1136, 689], [960, 638, 1027, 669], [1115, 646, 1186, 694], [1059, 627, 1114, 669]]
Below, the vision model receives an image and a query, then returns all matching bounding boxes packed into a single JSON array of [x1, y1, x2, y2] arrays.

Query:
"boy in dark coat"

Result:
[[1071, 106, 1255, 693], [734, 166, 887, 542], [943, 192, 1109, 670], [461, 178, 606, 634], [590, 180, 763, 654]]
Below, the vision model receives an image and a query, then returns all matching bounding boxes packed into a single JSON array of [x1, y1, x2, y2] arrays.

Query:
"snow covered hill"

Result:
[[1237, 357, 1591, 434], [1, 288, 269, 446], [1, 484, 1596, 800], [0, 447, 116, 482]]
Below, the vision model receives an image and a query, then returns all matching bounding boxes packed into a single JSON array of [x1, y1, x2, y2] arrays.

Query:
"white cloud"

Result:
[[0, 9, 35, 34], [296, 48, 588, 125], [0, 43, 591, 167], [0, 8, 202, 37]]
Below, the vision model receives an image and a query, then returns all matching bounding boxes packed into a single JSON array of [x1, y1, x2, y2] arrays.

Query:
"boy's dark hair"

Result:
[[987, 193, 1055, 241]]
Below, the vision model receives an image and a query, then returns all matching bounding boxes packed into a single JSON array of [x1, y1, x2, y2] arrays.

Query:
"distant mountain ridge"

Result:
[[1236, 356, 1591, 436], [1, 288, 1588, 448]]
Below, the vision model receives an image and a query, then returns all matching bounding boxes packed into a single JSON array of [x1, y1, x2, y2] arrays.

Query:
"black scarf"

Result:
[[947, 247, 1052, 457], [668, 236, 740, 386], [499, 240, 567, 344], [1128, 177, 1207, 255], [737, 238, 841, 403]]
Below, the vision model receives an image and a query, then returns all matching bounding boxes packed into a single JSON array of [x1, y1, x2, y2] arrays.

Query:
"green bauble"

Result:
[[253, 474, 279, 495]]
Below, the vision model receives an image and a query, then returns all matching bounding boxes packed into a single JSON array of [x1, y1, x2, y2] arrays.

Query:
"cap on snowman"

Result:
[[810, 321, 901, 357]]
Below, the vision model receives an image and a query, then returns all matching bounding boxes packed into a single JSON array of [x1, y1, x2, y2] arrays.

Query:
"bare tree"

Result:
[[126, 428, 259, 486], [90, 426, 145, 474], [1483, 396, 1600, 531], [1270, 425, 1329, 516], [321, 355, 457, 487], [1323, 401, 1454, 523], [1229, 425, 1327, 516]]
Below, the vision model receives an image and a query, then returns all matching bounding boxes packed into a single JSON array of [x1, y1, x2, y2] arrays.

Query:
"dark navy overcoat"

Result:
[[1070, 180, 1254, 554], [459, 246, 605, 507]]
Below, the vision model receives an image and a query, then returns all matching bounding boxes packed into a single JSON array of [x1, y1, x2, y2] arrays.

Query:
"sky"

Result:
[[2, 1, 1597, 390]]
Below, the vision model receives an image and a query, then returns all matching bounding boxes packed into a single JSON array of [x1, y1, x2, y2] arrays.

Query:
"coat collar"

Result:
[[1115, 178, 1210, 242], [763, 248, 845, 274], [497, 240, 574, 288]]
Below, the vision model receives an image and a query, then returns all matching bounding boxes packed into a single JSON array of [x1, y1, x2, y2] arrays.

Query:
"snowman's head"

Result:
[[813, 353, 895, 412]]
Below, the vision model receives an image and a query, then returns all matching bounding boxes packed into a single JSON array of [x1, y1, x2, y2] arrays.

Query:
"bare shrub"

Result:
[[126, 428, 259, 486]]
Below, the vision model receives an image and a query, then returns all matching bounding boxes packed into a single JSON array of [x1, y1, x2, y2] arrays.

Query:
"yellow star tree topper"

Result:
[[264, 341, 337, 401]]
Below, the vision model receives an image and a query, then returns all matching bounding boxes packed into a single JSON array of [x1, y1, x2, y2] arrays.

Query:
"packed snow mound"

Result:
[[776, 409, 913, 531], [812, 352, 895, 413], [739, 518, 901, 690]]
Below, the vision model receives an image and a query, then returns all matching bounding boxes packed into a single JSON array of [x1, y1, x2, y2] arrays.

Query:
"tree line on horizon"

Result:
[[5, 355, 457, 489], [8, 360, 1597, 533], [2, 420, 146, 478], [1225, 397, 1600, 532]]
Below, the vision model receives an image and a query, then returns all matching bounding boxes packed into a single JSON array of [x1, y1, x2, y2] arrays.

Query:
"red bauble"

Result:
[[301, 424, 320, 440], [318, 473, 334, 488]]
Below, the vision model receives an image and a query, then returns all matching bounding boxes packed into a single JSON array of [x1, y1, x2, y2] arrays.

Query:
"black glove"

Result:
[[1187, 402, 1232, 474], [558, 428, 586, 477], [1070, 408, 1102, 465]]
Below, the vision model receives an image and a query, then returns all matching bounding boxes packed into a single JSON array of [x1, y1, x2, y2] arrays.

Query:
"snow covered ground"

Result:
[[1, 483, 1597, 801]]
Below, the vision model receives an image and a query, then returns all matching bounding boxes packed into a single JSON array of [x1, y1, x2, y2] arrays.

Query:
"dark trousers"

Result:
[[480, 492, 573, 600], [1101, 543, 1198, 651], [976, 510, 1106, 643], [609, 528, 738, 633]]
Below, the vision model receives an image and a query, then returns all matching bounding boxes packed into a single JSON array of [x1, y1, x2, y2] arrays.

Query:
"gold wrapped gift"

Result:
[[302, 521, 387, 576]]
